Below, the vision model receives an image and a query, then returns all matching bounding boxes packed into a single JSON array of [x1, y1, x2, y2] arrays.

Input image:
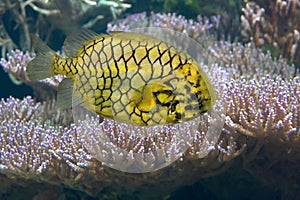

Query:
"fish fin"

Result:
[[111, 82, 173, 126], [57, 78, 84, 109], [57, 78, 74, 109], [26, 34, 56, 81], [108, 31, 123, 35], [64, 29, 100, 57], [135, 82, 173, 111], [110, 31, 157, 42]]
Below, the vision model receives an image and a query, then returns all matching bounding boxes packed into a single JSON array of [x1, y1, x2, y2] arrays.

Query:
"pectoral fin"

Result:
[[57, 78, 83, 109]]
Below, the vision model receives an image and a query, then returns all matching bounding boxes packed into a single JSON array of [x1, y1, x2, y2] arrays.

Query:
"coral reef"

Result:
[[241, 0, 300, 66], [0, 11, 300, 199]]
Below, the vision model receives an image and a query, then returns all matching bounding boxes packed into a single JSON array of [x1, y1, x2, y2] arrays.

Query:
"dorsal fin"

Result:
[[109, 31, 157, 42], [63, 29, 99, 57], [109, 31, 123, 35]]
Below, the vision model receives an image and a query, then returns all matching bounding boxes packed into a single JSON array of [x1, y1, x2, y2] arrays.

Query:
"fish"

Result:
[[26, 30, 216, 126]]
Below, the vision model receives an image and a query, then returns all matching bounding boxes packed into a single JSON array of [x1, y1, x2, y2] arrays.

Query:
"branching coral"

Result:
[[146, 0, 243, 19], [0, 49, 62, 99], [107, 12, 215, 40], [241, 0, 300, 66], [0, 12, 300, 199], [107, 11, 245, 42], [225, 76, 300, 139]]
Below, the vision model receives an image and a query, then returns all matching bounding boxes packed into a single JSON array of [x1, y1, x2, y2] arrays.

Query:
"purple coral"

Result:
[[225, 76, 300, 139], [0, 50, 33, 84], [0, 49, 65, 92], [207, 41, 296, 80], [0, 96, 225, 197], [107, 12, 214, 39]]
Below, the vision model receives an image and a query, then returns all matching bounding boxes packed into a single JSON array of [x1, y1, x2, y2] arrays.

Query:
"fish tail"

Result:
[[26, 34, 56, 81]]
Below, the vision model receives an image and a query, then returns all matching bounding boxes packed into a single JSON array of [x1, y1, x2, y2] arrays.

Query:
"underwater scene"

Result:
[[0, 0, 299, 199]]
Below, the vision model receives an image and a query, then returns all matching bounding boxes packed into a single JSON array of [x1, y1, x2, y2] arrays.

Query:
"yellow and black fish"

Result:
[[26, 30, 216, 126]]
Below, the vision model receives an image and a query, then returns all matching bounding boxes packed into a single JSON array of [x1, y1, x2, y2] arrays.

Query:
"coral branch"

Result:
[[241, 0, 300, 65]]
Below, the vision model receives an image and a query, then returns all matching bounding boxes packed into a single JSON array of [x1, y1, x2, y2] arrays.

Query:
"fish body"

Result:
[[27, 30, 216, 126]]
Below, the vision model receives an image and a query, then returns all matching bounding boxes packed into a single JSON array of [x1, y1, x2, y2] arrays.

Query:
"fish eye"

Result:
[[72, 27, 226, 173]]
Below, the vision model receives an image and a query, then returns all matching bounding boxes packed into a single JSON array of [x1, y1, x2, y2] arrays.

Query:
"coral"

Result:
[[107, 12, 215, 40], [208, 41, 296, 80], [0, 49, 63, 100], [107, 11, 243, 42], [0, 49, 33, 85], [0, 18, 17, 58], [225, 76, 300, 138], [0, 97, 229, 198], [241, 0, 300, 66], [0, 0, 131, 55], [144, 0, 243, 18], [0, 12, 300, 199]]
